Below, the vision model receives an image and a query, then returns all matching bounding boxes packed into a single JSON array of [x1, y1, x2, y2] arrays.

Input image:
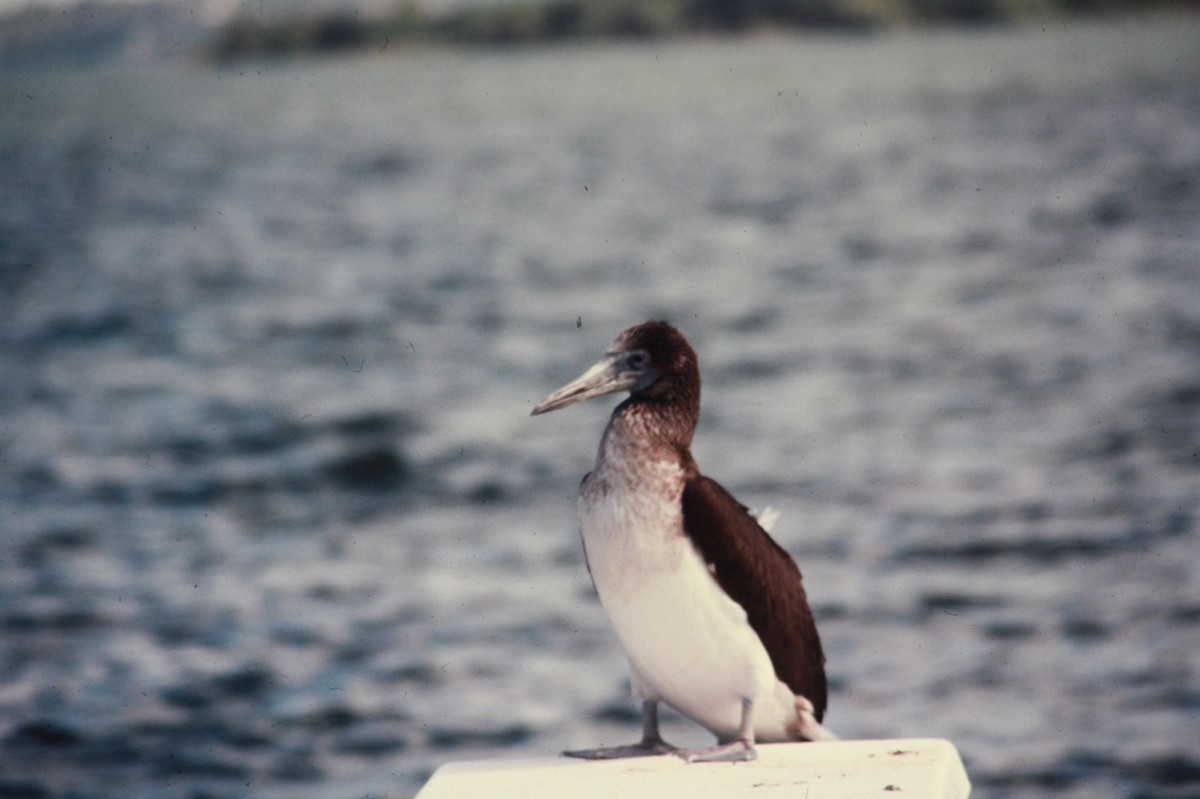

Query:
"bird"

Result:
[[531, 320, 835, 763]]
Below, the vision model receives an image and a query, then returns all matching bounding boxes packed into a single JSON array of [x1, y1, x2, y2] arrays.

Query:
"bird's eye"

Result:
[[628, 352, 649, 369]]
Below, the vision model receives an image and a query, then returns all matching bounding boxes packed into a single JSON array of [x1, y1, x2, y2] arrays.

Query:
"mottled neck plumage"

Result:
[[601, 383, 701, 467]]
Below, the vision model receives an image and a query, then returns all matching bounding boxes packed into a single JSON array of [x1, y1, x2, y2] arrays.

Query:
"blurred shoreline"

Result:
[[206, 0, 1200, 61], [2, 0, 1199, 70]]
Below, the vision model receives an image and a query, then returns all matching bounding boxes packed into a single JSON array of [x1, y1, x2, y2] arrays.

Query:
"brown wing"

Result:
[[579, 471, 595, 587], [681, 474, 828, 721]]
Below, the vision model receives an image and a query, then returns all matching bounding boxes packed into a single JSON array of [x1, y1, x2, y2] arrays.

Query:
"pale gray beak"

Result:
[[531, 353, 645, 415]]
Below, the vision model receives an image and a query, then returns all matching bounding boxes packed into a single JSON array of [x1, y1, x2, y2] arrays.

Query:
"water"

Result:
[[1, 15, 1199, 798]]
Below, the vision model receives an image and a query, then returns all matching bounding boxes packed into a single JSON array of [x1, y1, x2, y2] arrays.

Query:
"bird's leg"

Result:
[[563, 699, 679, 759], [676, 697, 758, 763]]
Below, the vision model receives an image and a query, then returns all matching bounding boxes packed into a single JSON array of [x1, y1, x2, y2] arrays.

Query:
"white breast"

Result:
[[580, 453, 798, 742]]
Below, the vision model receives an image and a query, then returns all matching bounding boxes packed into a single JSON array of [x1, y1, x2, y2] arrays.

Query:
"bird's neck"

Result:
[[597, 397, 698, 469]]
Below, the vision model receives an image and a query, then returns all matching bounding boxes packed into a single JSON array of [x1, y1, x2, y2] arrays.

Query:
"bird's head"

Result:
[[531, 321, 699, 416]]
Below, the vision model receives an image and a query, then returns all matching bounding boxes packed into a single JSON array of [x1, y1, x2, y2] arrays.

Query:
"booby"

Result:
[[532, 320, 835, 763]]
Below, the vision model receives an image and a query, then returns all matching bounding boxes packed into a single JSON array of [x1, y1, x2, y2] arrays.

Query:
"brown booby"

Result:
[[532, 320, 835, 763]]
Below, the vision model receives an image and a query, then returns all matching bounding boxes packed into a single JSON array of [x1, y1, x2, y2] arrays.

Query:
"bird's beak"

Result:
[[531, 353, 639, 415]]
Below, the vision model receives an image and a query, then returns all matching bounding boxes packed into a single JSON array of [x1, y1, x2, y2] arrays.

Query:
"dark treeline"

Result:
[[205, 0, 1199, 59]]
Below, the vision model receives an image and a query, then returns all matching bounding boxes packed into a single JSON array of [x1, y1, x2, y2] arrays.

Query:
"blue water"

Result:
[[1, 15, 1199, 798]]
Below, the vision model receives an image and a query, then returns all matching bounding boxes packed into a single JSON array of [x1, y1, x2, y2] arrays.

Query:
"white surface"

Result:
[[416, 738, 971, 799]]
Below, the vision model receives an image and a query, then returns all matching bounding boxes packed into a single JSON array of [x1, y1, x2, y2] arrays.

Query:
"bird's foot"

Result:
[[676, 739, 757, 763], [563, 739, 678, 760]]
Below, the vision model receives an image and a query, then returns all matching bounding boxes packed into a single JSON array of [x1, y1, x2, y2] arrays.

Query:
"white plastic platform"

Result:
[[417, 738, 970, 798]]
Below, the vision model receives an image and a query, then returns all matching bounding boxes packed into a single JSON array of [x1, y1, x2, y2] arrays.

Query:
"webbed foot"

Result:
[[677, 739, 757, 763], [564, 698, 678, 760], [563, 739, 678, 760]]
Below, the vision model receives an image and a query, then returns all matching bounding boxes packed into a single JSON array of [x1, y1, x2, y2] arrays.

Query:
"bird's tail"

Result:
[[794, 695, 840, 742], [752, 506, 781, 533]]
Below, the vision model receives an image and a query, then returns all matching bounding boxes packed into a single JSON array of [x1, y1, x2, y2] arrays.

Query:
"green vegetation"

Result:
[[203, 0, 1199, 60]]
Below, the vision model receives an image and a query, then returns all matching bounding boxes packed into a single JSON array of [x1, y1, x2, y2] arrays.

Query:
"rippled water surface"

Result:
[[1, 15, 1199, 798]]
